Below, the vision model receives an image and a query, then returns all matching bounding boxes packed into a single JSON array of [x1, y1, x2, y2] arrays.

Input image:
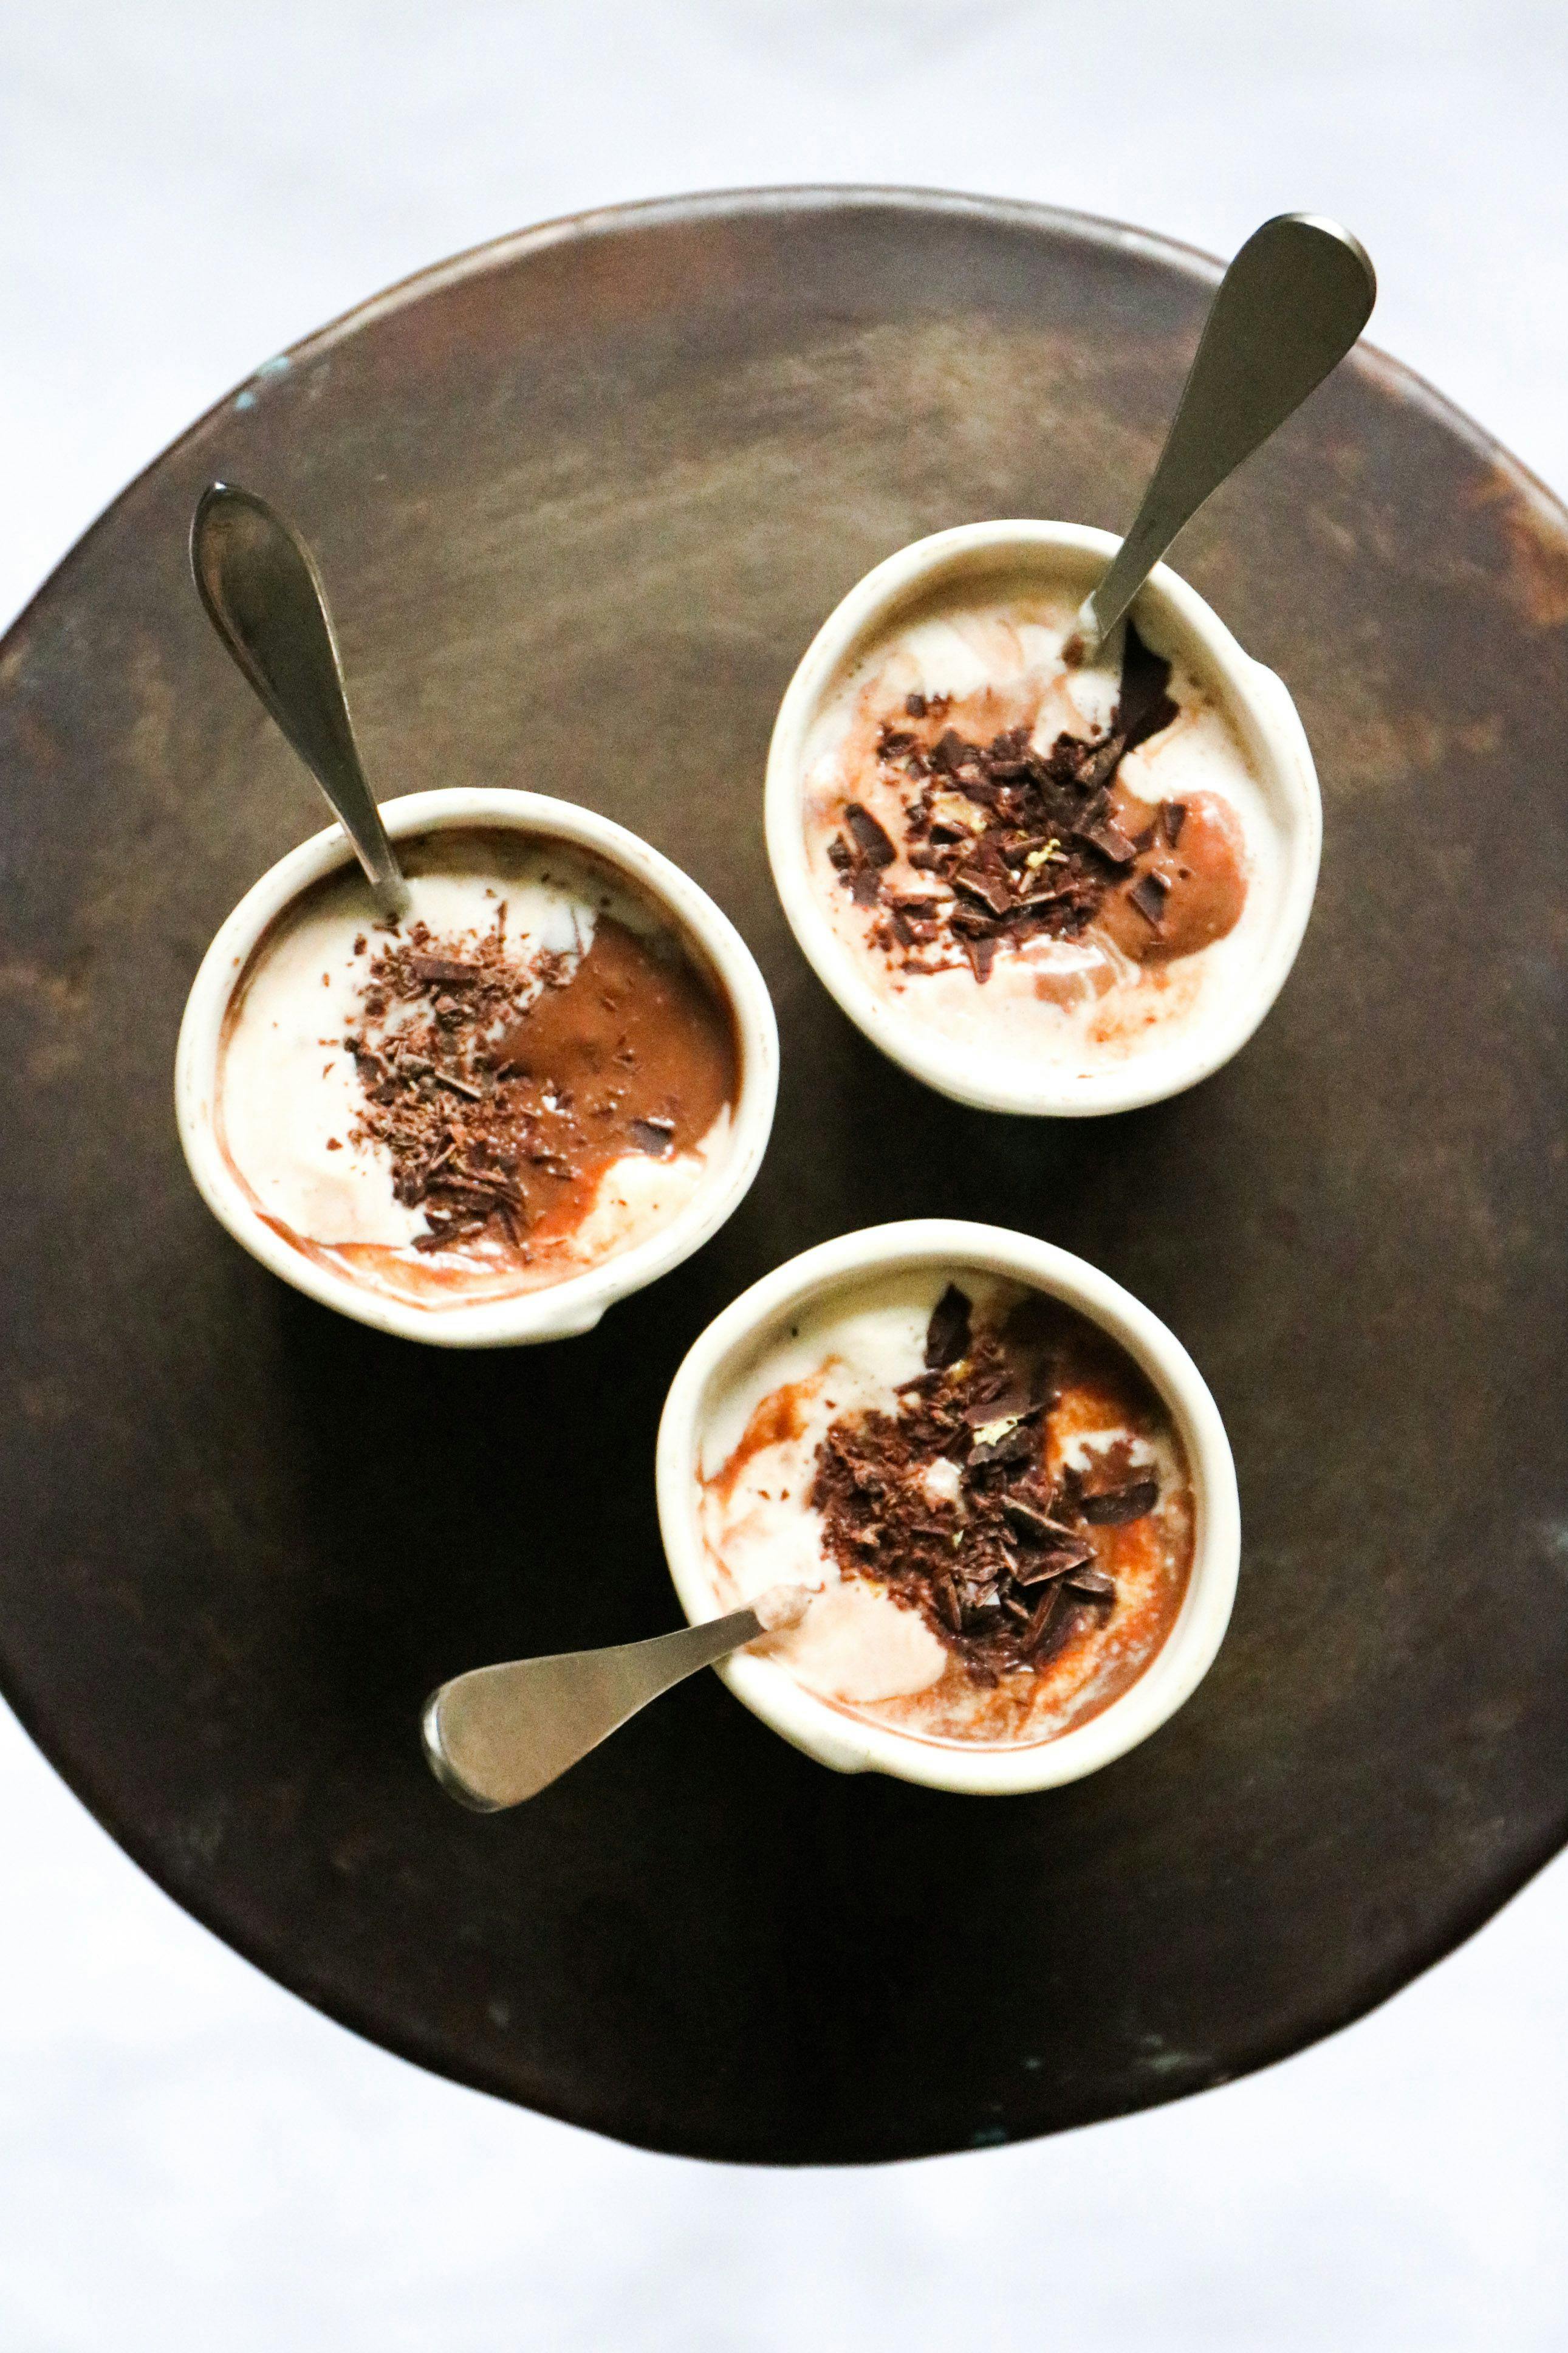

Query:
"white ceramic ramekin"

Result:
[[656, 1218, 1239, 1795], [175, 788, 779, 1347], [765, 520, 1321, 1118]]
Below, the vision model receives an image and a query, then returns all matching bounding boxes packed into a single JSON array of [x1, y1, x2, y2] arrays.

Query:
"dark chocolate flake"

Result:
[[1080, 1477, 1159, 1525], [844, 802, 897, 867], [962, 933, 998, 984], [1021, 1582, 1067, 1652], [1082, 818, 1138, 867], [1013, 1542, 1095, 1586], [924, 1283, 972, 1370], [953, 868, 1015, 918], [1118, 619, 1179, 750], [967, 1419, 1038, 1470], [408, 954, 482, 985], [962, 1381, 1032, 1427], [1000, 1496, 1060, 1542], [628, 1116, 677, 1157], [1127, 871, 1171, 929]]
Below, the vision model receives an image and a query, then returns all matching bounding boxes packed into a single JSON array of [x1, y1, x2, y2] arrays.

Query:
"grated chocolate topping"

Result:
[[807, 1286, 1159, 1684], [342, 899, 736, 1256], [826, 620, 1185, 980]]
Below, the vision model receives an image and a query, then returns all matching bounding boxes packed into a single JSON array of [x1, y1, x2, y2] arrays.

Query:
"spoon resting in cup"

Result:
[[422, 1583, 815, 1809], [190, 481, 412, 924], [1075, 211, 1376, 662]]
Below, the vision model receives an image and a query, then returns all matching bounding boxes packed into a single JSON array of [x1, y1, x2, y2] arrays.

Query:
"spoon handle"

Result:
[[1081, 213, 1376, 654], [190, 483, 411, 922], [422, 1607, 765, 1811]]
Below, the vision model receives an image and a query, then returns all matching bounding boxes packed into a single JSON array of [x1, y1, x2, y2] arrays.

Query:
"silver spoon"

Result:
[[1076, 212, 1377, 661], [190, 481, 412, 923], [422, 1584, 815, 1810]]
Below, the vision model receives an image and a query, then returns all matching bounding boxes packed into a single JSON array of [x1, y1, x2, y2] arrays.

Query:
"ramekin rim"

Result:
[[655, 1217, 1240, 1793], [174, 787, 779, 1347], [763, 520, 1321, 1119]]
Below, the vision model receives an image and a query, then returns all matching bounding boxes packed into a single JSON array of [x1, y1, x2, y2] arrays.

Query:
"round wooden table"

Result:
[[0, 190, 1563, 2162]]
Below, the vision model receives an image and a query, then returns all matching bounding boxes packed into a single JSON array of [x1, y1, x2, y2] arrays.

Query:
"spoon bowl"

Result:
[[423, 1587, 812, 1809]]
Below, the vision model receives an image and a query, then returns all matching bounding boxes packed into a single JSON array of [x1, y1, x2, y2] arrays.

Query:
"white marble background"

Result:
[[2, 4, 1564, 2344]]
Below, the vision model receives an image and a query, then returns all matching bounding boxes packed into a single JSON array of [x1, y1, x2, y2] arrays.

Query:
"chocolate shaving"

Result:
[[967, 1418, 1038, 1469], [1001, 1496, 1065, 1541], [1022, 1583, 1067, 1653], [1013, 1538, 1096, 1584], [340, 907, 728, 1259], [1080, 1478, 1159, 1526], [807, 1288, 1135, 1685], [1118, 619, 1179, 750], [844, 802, 897, 867], [962, 933, 997, 984], [825, 618, 1188, 981], [628, 1117, 676, 1156], [924, 1283, 972, 1369], [1160, 800, 1187, 847], [1127, 871, 1171, 928], [953, 867, 1015, 918], [1081, 818, 1138, 867], [408, 954, 482, 985]]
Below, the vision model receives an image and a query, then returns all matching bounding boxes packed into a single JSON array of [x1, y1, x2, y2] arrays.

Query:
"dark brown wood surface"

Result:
[[1, 190, 1563, 2164]]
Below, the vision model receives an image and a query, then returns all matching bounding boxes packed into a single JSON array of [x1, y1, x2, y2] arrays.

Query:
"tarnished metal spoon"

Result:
[[422, 1584, 814, 1810], [190, 481, 411, 923], [1077, 212, 1377, 660]]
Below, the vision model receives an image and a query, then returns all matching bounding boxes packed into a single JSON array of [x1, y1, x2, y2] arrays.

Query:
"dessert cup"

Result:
[[176, 788, 778, 1346], [656, 1218, 1240, 1794], [765, 520, 1320, 1117]]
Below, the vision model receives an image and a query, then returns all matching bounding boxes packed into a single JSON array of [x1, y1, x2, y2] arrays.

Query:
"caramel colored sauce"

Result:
[[247, 913, 738, 1308], [1099, 785, 1248, 964], [489, 915, 737, 1184]]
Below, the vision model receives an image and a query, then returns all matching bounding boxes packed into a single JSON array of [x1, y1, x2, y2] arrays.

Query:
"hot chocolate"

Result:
[[798, 582, 1278, 1082], [217, 830, 739, 1308], [695, 1267, 1194, 1747]]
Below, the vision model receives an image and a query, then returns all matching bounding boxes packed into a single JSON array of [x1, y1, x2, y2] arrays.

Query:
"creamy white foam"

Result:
[[696, 1268, 962, 1703], [217, 833, 730, 1295], [799, 586, 1285, 1085]]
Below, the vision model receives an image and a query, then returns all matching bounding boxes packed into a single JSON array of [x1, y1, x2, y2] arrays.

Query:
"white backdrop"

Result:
[[2, 5, 1564, 2345]]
